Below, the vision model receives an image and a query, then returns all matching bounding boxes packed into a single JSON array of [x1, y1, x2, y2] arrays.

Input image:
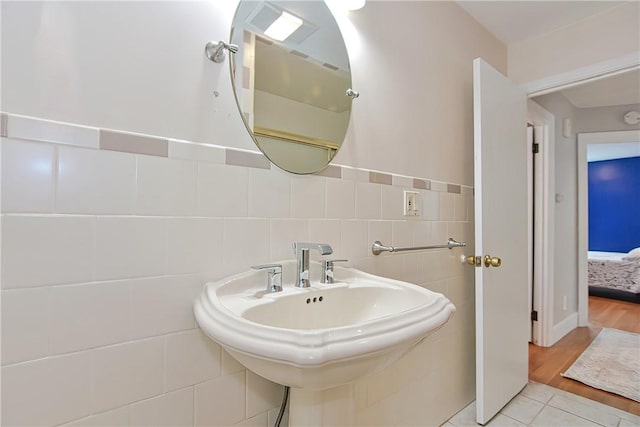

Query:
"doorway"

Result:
[[524, 61, 640, 348]]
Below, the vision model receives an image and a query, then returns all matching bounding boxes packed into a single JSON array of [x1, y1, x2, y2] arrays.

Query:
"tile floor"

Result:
[[444, 382, 640, 427]]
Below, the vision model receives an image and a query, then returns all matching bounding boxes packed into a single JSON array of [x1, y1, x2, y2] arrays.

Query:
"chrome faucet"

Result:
[[293, 242, 333, 288]]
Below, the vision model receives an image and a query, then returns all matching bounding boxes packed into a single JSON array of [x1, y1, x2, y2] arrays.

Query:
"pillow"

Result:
[[623, 247, 640, 260]]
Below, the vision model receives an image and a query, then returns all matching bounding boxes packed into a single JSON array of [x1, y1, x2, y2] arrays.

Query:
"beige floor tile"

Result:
[[447, 402, 477, 427], [486, 414, 527, 426], [519, 382, 556, 404], [500, 395, 545, 425], [618, 419, 639, 427], [530, 406, 603, 427], [547, 393, 621, 427]]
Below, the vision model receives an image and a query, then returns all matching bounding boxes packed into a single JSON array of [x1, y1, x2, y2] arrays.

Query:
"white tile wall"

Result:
[[195, 372, 246, 426], [136, 156, 198, 216], [92, 338, 164, 413], [95, 216, 167, 280], [1, 138, 55, 213], [1, 115, 475, 427], [1, 215, 95, 288], [1, 287, 52, 364], [290, 174, 326, 218], [248, 168, 291, 218], [198, 163, 249, 217], [1, 351, 93, 426], [130, 388, 194, 427], [57, 146, 136, 214], [49, 280, 132, 355], [164, 329, 221, 392]]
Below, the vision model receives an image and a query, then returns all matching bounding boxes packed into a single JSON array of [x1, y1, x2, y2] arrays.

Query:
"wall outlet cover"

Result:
[[404, 191, 420, 216]]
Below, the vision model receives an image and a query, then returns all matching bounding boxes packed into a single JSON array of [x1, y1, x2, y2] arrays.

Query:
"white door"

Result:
[[473, 58, 529, 425]]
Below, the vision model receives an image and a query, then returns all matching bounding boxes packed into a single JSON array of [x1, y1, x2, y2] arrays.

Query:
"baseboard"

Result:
[[551, 312, 578, 346]]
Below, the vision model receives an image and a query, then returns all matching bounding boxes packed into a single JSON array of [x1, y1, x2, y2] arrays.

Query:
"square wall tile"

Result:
[[421, 190, 439, 221], [439, 192, 455, 221], [198, 163, 249, 217], [195, 372, 246, 427], [291, 174, 326, 219], [91, 338, 164, 414], [57, 146, 136, 214], [340, 220, 368, 260], [2, 215, 95, 288], [95, 216, 166, 281], [1, 139, 55, 213], [130, 388, 194, 427], [1, 287, 52, 365], [325, 178, 355, 219], [269, 219, 308, 261], [165, 329, 222, 391], [222, 219, 269, 276], [167, 218, 223, 276], [248, 168, 290, 218], [391, 221, 413, 248], [454, 194, 467, 222], [381, 185, 404, 220], [136, 156, 197, 216], [368, 221, 392, 250], [308, 220, 342, 256], [130, 275, 202, 339], [355, 182, 381, 220], [49, 281, 132, 355], [246, 371, 283, 419], [1, 352, 93, 426]]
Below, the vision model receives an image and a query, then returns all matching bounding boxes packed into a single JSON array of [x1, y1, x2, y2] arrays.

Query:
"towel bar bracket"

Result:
[[371, 238, 466, 256]]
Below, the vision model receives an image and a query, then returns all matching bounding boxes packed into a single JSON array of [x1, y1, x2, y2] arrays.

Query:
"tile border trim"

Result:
[[0, 112, 473, 192]]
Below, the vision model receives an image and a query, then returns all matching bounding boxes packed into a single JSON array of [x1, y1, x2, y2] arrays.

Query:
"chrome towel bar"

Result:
[[371, 238, 466, 255]]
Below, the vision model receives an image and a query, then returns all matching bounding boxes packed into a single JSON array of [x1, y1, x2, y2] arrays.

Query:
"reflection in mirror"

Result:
[[230, 1, 353, 174]]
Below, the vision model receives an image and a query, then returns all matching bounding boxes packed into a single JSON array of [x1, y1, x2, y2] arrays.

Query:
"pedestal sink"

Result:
[[194, 260, 455, 424], [194, 261, 456, 427]]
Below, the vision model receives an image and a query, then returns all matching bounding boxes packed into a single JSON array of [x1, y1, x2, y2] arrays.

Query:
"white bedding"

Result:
[[588, 251, 640, 294]]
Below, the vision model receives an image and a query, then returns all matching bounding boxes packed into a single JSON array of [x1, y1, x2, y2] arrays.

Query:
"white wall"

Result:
[[1, 1, 504, 426], [576, 103, 640, 133], [508, 2, 640, 85]]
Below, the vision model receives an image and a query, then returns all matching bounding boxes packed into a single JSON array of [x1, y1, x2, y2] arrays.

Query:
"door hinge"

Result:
[[531, 310, 538, 321], [532, 143, 540, 154]]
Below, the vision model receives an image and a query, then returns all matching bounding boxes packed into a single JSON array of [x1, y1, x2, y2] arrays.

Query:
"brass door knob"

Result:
[[465, 256, 481, 266], [484, 255, 502, 268]]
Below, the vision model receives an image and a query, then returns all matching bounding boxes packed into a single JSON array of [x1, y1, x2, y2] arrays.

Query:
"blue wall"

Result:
[[588, 156, 640, 253]]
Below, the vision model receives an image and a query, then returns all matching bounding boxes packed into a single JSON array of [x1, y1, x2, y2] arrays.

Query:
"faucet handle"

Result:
[[321, 259, 348, 284], [251, 264, 283, 293]]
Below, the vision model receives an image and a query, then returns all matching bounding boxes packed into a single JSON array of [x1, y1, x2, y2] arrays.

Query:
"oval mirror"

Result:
[[229, 0, 354, 174]]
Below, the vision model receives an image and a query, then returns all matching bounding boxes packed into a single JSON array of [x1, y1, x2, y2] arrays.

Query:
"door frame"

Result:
[[520, 53, 640, 347], [577, 130, 640, 325], [526, 101, 555, 347]]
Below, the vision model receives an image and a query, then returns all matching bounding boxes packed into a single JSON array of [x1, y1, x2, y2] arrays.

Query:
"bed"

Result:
[[588, 250, 640, 303]]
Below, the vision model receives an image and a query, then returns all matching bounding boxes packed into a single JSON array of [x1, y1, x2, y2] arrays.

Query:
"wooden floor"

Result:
[[529, 296, 640, 416]]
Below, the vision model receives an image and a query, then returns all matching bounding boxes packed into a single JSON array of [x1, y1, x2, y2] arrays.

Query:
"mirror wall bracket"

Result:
[[205, 41, 239, 63], [346, 88, 360, 99]]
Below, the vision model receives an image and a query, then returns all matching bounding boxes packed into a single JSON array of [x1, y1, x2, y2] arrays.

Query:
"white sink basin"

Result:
[[194, 260, 455, 390]]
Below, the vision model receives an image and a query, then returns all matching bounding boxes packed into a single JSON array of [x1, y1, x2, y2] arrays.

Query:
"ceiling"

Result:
[[560, 69, 640, 108], [457, 1, 627, 45], [458, 1, 638, 109]]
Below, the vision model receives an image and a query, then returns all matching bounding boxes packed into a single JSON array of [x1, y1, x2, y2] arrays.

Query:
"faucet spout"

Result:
[[293, 242, 334, 288]]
